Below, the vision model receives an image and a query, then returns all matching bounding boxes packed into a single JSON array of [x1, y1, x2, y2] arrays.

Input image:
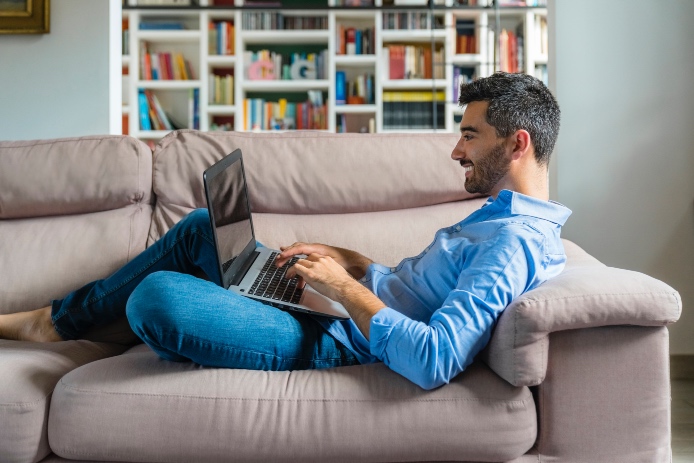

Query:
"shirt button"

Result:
[[390, 267, 396, 272], [455, 225, 462, 231]]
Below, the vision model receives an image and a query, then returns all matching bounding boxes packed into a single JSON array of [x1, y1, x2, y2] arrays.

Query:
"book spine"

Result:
[[138, 90, 152, 131]]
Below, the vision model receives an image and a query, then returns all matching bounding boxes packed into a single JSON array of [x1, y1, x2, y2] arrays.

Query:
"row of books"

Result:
[[452, 66, 475, 102], [382, 12, 445, 30], [138, 89, 199, 131], [243, 50, 328, 80], [383, 45, 445, 80], [243, 99, 327, 131], [122, 19, 129, 55], [209, 21, 235, 56], [209, 74, 234, 105], [336, 26, 375, 56], [383, 91, 445, 130], [535, 16, 548, 55], [455, 19, 477, 54], [241, 13, 328, 31], [140, 43, 195, 80], [498, 29, 523, 73], [336, 71, 375, 105]]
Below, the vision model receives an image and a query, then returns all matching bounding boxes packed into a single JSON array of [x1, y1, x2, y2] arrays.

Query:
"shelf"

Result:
[[122, 55, 130, 67], [381, 30, 446, 42], [207, 55, 237, 66], [382, 79, 447, 89], [239, 30, 331, 44], [136, 130, 172, 139], [137, 30, 201, 41], [137, 80, 201, 89], [207, 105, 236, 115], [122, 106, 130, 114], [335, 104, 377, 114], [334, 55, 378, 66], [534, 54, 548, 65], [242, 80, 330, 91], [450, 54, 483, 65]]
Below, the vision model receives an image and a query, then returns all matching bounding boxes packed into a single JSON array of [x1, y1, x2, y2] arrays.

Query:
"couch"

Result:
[[0, 130, 681, 463]]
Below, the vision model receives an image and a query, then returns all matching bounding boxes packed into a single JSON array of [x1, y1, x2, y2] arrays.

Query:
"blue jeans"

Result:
[[51, 209, 359, 370]]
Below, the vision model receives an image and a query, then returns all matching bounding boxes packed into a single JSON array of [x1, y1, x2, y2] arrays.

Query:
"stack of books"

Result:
[[209, 21, 235, 56], [138, 89, 199, 131], [243, 91, 326, 131], [140, 42, 195, 80], [336, 26, 375, 55], [383, 45, 444, 80], [383, 91, 445, 130]]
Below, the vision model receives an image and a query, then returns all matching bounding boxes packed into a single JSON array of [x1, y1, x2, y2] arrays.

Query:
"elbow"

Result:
[[413, 372, 449, 391]]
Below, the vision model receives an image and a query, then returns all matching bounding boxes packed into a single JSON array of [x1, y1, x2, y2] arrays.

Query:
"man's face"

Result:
[[451, 101, 511, 196]]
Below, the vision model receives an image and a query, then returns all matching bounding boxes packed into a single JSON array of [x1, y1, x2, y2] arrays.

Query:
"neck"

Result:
[[491, 166, 549, 201]]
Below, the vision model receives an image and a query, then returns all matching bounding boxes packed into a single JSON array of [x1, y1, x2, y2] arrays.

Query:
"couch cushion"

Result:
[[0, 136, 152, 219], [0, 206, 152, 317], [148, 130, 478, 244], [0, 340, 128, 463], [481, 239, 682, 387], [48, 344, 537, 463]]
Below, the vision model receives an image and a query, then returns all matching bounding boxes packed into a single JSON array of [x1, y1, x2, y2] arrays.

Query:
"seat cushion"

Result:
[[48, 344, 536, 463], [0, 340, 128, 463]]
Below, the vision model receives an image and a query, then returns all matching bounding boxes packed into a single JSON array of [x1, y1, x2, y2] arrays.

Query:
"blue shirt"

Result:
[[318, 190, 572, 390]]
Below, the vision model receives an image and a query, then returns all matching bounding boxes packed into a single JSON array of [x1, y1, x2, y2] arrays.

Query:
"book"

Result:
[[137, 90, 151, 131], [336, 71, 346, 105]]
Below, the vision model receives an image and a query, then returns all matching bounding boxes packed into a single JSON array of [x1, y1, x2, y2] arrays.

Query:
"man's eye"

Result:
[[463, 135, 472, 141]]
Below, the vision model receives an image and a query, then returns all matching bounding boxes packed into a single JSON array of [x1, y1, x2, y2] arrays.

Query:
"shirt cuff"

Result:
[[369, 307, 408, 361]]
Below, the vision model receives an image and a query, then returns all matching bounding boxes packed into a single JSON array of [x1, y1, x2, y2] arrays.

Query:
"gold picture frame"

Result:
[[0, 0, 49, 34]]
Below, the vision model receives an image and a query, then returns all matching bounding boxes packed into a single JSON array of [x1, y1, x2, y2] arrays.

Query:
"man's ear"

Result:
[[510, 129, 532, 161]]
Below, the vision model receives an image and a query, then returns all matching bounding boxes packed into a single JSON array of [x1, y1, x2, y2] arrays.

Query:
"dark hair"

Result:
[[458, 72, 560, 166]]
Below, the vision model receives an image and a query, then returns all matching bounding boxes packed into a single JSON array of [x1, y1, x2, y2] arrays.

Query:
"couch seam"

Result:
[[57, 381, 535, 404], [0, 394, 49, 408], [521, 291, 678, 304]]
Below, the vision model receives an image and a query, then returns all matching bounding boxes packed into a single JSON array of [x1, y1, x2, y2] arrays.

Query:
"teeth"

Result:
[[464, 166, 473, 173]]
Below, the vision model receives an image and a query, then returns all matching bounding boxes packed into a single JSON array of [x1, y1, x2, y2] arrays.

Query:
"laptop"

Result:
[[202, 149, 351, 320]]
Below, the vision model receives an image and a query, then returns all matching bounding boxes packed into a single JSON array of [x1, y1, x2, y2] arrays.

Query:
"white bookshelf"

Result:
[[121, 1, 547, 139]]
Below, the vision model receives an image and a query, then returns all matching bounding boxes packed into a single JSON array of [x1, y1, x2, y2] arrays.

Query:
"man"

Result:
[[0, 72, 570, 390]]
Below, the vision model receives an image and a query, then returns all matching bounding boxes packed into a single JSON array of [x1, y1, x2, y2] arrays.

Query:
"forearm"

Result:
[[335, 247, 374, 280], [336, 280, 386, 341]]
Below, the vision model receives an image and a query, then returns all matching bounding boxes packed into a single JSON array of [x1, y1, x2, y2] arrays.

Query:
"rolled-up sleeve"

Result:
[[368, 224, 545, 390]]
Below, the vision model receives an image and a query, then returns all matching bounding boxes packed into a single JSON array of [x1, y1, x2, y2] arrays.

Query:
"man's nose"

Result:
[[451, 138, 464, 160]]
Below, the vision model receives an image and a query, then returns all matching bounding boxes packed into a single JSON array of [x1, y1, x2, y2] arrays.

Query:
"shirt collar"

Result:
[[484, 189, 572, 226]]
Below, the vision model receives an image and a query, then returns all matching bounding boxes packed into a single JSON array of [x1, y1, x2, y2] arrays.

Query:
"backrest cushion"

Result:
[[0, 136, 153, 315], [148, 130, 477, 243]]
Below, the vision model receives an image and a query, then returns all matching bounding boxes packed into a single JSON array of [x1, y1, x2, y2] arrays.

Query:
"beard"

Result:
[[464, 142, 511, 195]]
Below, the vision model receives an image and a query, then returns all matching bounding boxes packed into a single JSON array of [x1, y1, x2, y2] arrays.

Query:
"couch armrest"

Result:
[[480, 240, 681, 387]]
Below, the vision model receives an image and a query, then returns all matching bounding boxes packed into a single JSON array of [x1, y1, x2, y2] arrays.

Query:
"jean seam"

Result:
[[153, 328, 358, 367], [54, 227, 215, 320]]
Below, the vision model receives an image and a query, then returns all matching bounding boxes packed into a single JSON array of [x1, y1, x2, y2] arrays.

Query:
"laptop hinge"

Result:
[[230, 250, 260, 287]]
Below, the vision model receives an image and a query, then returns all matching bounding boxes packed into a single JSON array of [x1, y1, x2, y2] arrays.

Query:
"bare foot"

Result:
[[0, 307, 63, 342]]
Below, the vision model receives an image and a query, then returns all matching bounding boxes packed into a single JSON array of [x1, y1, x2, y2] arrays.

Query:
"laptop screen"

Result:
[[204, 151, 256, 287]]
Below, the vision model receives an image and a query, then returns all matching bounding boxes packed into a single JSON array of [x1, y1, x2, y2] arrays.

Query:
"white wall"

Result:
[[0, 0, 120, 140], [549, 0, 694, 354]]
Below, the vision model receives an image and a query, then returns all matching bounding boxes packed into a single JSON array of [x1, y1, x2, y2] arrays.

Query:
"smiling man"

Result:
[[0, 72, 570, 391], [279, 72, 571, 389]]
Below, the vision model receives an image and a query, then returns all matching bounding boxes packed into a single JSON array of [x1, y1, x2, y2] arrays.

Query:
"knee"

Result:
[[179, 208, 210, 232], [126, 271, 183, 336]]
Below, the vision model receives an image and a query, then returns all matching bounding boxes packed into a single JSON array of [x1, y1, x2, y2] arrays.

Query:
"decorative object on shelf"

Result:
[[0, 0, 49, 34]]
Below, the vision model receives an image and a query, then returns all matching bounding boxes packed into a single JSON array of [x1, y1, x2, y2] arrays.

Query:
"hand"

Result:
[[284, 253, 357, 303], [275, 242, 373, 280]]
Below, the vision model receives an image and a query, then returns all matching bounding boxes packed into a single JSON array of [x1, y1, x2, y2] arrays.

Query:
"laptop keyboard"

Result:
[[248, 252, 303, 304]]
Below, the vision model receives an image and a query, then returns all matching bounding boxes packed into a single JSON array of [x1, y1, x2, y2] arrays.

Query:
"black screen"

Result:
[[208, 158, 254, 274]]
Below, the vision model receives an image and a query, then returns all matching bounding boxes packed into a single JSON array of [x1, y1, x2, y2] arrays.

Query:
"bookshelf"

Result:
[[121, 1, 548, 140]]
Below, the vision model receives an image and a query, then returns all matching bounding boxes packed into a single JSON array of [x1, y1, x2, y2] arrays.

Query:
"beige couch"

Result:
[[0, 130, 681, 463]]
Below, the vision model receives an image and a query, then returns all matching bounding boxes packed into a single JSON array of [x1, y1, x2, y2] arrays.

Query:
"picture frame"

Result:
[[0, 0, 49, 34]]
